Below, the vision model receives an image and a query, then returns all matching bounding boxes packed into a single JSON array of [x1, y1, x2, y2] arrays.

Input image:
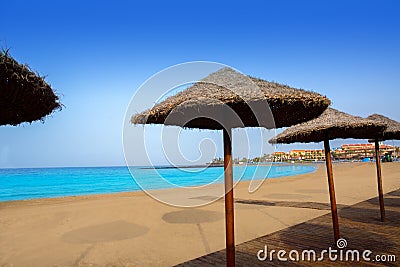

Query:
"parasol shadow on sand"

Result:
[[269, 108, 387, 243], [0, 49, 61, 126], [131, 67, 331, 266], [61, 220, 149, 244], [366, 114, 400, 222]]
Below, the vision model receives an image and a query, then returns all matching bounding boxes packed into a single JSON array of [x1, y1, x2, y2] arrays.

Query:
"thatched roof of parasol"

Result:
[[269, 108, 387, 144], [131, 68, 330, 130], [0, 49, 61, 126], [366, 114, 400, 141]]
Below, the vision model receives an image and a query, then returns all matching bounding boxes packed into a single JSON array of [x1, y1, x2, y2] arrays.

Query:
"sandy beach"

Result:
[[0, 162, 399, 266]]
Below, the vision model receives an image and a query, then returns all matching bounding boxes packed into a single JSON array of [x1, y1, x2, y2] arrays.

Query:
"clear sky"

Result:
[[1, 0, 400, 168]]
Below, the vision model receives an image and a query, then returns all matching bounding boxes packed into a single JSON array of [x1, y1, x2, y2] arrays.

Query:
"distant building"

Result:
[[273, 143, 397, 162], [272, 151, 288, 161], [333, 143, 395, 160], [289, 149, 325, 161]]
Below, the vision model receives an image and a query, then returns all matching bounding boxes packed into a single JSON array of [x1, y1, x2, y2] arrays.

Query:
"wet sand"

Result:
[[0, 162, 399, 266]]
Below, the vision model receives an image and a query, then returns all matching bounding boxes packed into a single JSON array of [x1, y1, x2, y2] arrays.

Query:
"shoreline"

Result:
[[1, 162, 397, 206], [0, 164, 318, 204], [0, 160, 369, 171]]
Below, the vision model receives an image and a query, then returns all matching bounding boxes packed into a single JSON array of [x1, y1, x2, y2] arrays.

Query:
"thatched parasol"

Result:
[[367, 114, 400, 141], [269, 108, 387, 242], [132, 67, 330, 266], [0, 49, 61, 126], [366, 114, 400, 222], [132, 68, 331, 129], [269, 108, 387, 144]]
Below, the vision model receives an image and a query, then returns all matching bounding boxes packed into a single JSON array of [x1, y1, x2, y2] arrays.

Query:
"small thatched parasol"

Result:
[[367, 114, 400, 141], [132, 67, 330, 266], [366, 114, 400, 222], [0, 49, 61, 126], [269, 108, 387, 144], [269, 108, 387, 242]]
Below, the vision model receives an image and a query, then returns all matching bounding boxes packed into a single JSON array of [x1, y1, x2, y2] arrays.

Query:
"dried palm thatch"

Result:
[[269, 108, 387, 144], [132, 68, 330, 130], [366, 114, 400, 141], [0, 49, 61, 126]]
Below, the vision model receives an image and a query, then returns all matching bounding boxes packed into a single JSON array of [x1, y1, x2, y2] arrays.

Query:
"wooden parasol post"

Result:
[[223, 128, 235, 267], [374, 139, 385, 222], [323, 139, 340, 242]]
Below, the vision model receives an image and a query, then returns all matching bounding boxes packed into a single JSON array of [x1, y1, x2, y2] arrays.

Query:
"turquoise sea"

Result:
[[0, 164, 316, 202]]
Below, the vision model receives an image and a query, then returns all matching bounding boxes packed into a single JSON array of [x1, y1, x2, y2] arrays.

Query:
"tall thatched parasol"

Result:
[[0, 49, 61, 126], [269, 108, 387, 242], [366, 114, 400, 222], [132, 67, 331, 266], [132, 68, 331, 130]]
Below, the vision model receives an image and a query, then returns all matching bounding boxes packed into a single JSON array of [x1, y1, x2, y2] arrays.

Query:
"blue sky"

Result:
[[1, 0, 400, 168]]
